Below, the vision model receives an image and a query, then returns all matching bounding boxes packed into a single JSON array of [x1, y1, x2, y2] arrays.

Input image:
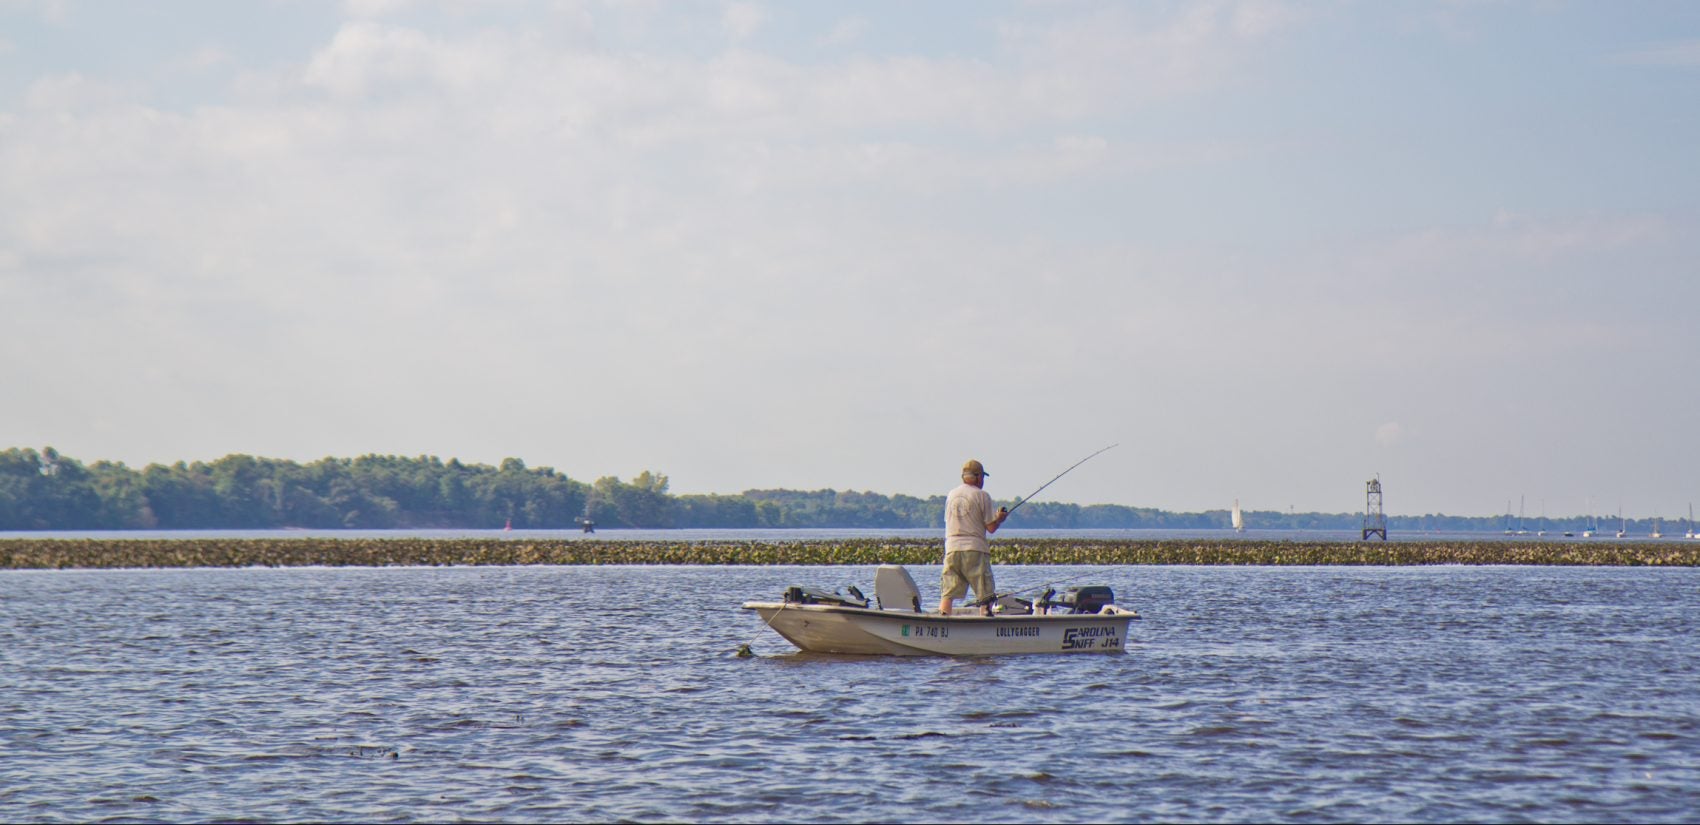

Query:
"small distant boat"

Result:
[[1651, 517, 1663, 539], [503, 518, 513, 532], [1617, 506, 1627, 539], [578, 517, 596, 534], [1231, 499, 1244, 533], [742, 565, 1138, 656], [1687, 504, 1696, 540]]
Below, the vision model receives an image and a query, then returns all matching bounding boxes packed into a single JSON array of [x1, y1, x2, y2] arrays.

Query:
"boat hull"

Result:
[[741, 602, 1136, 656]]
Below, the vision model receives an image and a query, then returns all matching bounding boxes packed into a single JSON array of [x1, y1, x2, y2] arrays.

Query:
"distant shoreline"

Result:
[[2, 538, 1696, 569]]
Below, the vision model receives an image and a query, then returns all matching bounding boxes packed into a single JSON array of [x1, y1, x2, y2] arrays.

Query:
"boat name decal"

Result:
[[996, 626, 1041, 638], [1061, 626, 1119, 650]]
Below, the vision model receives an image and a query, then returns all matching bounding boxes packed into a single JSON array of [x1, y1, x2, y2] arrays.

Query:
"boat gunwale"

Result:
[[739, 601, 1137, 623]]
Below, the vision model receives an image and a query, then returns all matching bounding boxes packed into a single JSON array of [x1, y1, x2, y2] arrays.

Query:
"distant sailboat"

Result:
[[1581, 498, 1594, 538], [1231, 499, 1244, 533], [1687, 504, 1696, 540], [1617, 507, 1627, 539], [1503, 499, 1514, 535], [1651, 517, 1663, 539], [1517, 495, 1528, 536]]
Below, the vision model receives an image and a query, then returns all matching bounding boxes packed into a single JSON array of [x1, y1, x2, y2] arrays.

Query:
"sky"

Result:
[[3, 1, 1698, 519]]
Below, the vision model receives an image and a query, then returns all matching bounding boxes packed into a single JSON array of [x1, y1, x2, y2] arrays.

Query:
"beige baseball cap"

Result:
[[962, 459, 988, 477]]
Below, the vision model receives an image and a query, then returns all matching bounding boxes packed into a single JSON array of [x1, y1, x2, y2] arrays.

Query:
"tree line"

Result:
[[0, 447, 1554, 532]]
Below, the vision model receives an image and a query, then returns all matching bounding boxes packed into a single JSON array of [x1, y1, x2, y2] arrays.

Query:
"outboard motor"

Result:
[[1055, 586, 1115, 614], [874, 564, 923, 612]]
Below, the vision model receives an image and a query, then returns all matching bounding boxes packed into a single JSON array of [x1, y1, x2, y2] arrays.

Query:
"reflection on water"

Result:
[[2, 565, 1696, 822]]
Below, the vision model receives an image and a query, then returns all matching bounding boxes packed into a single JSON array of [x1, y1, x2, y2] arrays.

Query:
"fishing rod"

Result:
[[985, 569, 1116, 602], [967, 443, 1119, 608], [1003, 443, 1118, 517]]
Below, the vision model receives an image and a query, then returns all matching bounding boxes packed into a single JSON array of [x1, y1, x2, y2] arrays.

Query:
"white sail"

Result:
[[1231, 499, 1243, 531]]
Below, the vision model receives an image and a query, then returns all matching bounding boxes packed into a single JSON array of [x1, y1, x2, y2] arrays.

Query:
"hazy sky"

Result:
[[4, 1, 1698, 518]]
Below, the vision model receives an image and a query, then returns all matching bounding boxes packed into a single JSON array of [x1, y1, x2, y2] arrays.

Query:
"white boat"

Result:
[[741, 565, 1138, 656], [1231, 499, 1244, 533], [1651, 517, 1663, 539], [1687, 504, 1696, 540]]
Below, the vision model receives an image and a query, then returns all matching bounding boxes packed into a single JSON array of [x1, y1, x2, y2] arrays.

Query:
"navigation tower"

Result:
[[1362, 476, 1387, 541]]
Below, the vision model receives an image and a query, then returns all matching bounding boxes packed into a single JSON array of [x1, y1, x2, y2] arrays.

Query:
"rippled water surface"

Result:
[[2, 565, 1696, 823]]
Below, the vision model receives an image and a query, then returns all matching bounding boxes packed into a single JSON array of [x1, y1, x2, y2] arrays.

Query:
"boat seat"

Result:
[[874, 564, 922, 612]]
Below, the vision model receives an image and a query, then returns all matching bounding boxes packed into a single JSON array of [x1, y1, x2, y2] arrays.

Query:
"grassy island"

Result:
[[2, 538, 1698, 570]]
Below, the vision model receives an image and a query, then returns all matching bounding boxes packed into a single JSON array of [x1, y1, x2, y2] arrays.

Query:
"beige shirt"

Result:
[[944, 482, 997, 555]]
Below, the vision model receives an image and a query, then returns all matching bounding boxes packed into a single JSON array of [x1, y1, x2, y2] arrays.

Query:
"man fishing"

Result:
[[940, 459, 1009, 616]]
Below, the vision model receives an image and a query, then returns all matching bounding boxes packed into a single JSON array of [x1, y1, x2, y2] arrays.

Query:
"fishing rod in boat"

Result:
[[982, 569, 1112, 603], [1003, 443, 1118, 517], [969, 566, 1148, 615]]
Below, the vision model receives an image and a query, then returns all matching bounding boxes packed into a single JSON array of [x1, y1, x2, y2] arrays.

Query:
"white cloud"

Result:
[[722, 1, 764, 41], [821, 16, 867, 47], [176, 45, 233, 72], [301, 22, 477, 98], [1, 0, 69, 23], [344, 0, 417, 18], [22, 72, 134, 110], [1231, 0, 1297, 39], [987, 2, 1298, 118]]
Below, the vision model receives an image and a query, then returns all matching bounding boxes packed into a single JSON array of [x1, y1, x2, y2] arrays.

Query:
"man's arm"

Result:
[[985, 505, 1009, 534]]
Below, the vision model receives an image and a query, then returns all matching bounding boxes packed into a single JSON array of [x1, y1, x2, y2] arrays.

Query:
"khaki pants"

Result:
[[940, 551, 994, 603]]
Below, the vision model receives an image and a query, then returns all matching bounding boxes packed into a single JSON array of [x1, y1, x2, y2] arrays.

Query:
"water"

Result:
[[2, 565, 1696, 823]]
